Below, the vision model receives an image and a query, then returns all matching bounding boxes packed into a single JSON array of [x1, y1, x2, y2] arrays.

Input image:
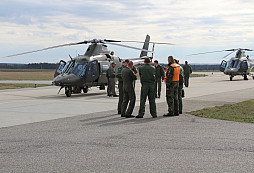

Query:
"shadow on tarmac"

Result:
[[80, 113, 167, 127]]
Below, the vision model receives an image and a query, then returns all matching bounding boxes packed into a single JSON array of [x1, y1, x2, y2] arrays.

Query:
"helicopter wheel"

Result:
[[83, 87, 88, 93], [65, 87, 72, 97], [99, 85, 105, 90], [244, 75, 248, 80], [230, 76, 233, 81], [253, 76, 254, 80]]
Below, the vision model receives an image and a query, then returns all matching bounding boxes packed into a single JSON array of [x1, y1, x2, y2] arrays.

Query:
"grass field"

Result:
[[190, 73, 207, 77], [0, 69, 55, 80], [189, 100, 254, 123], [0, 83, 51, 90]]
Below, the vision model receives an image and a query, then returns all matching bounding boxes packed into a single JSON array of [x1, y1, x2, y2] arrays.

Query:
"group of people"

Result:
[[106, 56, 192, 118]]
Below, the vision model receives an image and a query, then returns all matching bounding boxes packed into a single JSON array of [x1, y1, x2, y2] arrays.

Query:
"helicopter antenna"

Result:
[[69, 55, 73, 60]]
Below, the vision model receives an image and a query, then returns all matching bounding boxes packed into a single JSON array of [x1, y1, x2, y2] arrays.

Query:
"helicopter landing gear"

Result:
[[65, 87, 72, 97], [253, 76, 254, 80], [230, 76, 233, 81], [83, 86, 88, 93], [244, 75, 248, 80], [99, 85, 105, 90]]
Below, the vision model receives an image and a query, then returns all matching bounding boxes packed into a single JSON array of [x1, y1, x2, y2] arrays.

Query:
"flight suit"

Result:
[[165, 62, 181, 116], [121, 67, 137, 117], [106, 66, 116, 96], [154, 64, 165, 98], [116, 65, 125, 114], [178, 66, 184, 114], [137, 63, 157, 117], [183, 64, 192, 87]]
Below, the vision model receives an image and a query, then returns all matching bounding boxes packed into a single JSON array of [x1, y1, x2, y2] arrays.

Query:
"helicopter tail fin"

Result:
[[140, 34, 150, 57]]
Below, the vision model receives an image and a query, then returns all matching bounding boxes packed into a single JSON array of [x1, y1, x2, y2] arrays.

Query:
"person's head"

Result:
[[128, 61, 134, 69], [123, 59, 129, 66], [111, 62, 116, 67], [168, 56, 174, 63], [144, 57, 151, 64], [110, 51, 114, 55], [185, 61, 188, 64], [154, 60, 158, 66]]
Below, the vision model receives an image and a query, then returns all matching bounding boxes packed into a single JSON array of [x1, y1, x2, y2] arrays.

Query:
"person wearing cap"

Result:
[[121, 60, 137, 118], [116, 59, 129, 114], [164, 56, 181, 116], [106, 62, 118, 97], [136, 57, 157, 118], [154, 60, 165, 98]]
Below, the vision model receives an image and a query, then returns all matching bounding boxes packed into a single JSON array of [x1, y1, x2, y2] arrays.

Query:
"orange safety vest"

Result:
[[164, 63, 181, 82]]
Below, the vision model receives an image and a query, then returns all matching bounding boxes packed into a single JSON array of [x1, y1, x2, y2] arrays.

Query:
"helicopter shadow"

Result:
[[37, 91, 107, 100]]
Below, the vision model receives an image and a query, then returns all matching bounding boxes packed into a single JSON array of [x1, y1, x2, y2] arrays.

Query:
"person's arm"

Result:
[[130, 69, 137, 80], [166, 66, 174, 85], [116, 67, 122, 79], [160, 66, 165, 80]]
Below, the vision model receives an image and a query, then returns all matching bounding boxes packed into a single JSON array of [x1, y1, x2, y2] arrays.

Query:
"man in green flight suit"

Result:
[[121, 60, 137, 118], [106, 62, 118, 97], [136, 57, 157, 118], [154, 60, 165, 98], [116, 59, 129, 115], [183, 61, 192, 87], [176, 59, 184, 114], [164, 56, 181, 117]]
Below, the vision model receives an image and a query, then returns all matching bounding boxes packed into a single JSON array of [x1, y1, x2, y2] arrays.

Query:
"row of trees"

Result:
[[0, 63, 221, 71], [0, 63, 58, 69]]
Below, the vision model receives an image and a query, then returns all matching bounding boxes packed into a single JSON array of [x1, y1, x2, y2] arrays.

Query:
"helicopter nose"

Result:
[[52, 73, 80, 86], [224, 68, 238, 74]]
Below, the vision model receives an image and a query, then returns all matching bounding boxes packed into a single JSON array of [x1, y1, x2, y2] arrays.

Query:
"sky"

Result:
[[0, 0, 254, 64]]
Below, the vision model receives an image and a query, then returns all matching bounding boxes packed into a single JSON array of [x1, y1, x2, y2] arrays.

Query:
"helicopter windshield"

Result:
[[233, 60, 241, 69], [226, 60, 241, 69], [72, 61, 88, 77], [62, 61, 74, 73]]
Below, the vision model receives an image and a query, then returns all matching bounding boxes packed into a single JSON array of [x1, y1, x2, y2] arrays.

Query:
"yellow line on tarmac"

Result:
[[0, 100, 34, 105]]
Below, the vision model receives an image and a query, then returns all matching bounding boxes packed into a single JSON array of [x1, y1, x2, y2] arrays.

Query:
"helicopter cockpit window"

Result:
[[233, 60, 241, 69], [221, 60, 227, 68], [88, 61, 98, 74], [226, 61, 232, 68], [58, 61, 66, 72], [62, 61, 74, 73], [72, 62, 88, 77]]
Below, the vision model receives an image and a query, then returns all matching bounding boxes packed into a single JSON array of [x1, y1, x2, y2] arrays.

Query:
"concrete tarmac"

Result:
[[0, 72, 254, 172]]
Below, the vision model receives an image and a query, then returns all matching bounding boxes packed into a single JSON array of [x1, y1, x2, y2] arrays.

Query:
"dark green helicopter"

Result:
[[3, 35, 173, 97], [189, 48, 254, 81]]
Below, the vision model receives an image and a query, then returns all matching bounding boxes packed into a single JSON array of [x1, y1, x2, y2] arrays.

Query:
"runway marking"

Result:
[[0, 100, 34, 105]]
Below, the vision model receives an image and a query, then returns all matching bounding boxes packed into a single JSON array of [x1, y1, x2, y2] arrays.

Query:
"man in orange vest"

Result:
[[164, 56, 181, 116]]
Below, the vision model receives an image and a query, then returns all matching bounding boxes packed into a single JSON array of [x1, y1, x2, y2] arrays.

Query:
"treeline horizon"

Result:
[[0, 62, 221, 71]]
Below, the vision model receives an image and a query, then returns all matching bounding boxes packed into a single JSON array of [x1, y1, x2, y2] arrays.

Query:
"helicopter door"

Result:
[[220, 60, 227, 72], [54, 60, 66, 77], [85, 60, 100, 82], [240, 60, 248, 72]]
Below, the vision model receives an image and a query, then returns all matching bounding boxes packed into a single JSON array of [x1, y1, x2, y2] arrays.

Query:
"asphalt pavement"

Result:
[[0, 72, 254, 172]]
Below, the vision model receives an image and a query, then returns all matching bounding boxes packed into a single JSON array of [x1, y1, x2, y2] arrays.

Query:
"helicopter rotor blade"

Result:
[[187, 50, 227, 56], [104, 39, 174, 45], [104, 41, 155, 53], [222, 50, 238, 59], [1, 41, 89, 58], [243, 49, 254, 51]]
